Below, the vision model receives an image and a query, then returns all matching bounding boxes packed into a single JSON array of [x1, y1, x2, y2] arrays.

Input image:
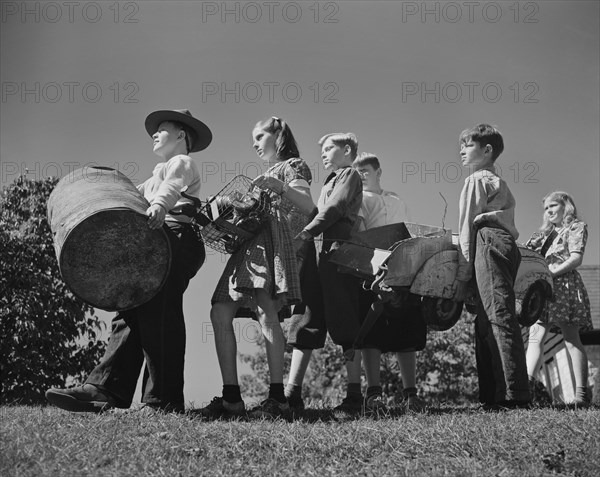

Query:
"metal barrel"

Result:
[[47, 166, 171, 311]]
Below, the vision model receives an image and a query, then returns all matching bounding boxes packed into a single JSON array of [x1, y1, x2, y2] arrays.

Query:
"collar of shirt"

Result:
[[324, 165, 351, 185], [468, 164, 497, 180]]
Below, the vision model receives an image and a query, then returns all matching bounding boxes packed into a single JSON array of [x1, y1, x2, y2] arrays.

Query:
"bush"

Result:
[[239, 310, 478, 403], [0, 176, 106, 404]]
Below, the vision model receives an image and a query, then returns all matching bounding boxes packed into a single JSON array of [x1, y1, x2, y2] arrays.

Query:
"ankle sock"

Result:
[[223, 385, 242, 403], [285, 383, 302, 401], [366, 386, 383, 398], [403, 387, 418, 398], [575, 386, 589, 401], [269, 383, 286, 404], [347, 383, 362, 401]]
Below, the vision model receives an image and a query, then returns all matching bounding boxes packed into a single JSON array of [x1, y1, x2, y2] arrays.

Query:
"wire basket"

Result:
[[193, 175, 274, 254]]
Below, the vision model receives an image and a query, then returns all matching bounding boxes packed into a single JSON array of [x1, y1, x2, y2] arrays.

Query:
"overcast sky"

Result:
[[2, 1, 598, 406]]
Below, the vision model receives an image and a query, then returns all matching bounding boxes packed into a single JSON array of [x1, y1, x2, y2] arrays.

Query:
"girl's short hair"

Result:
[[353, 152, 380, 170], [318, 132, 358, 160], [254, 116, 300, 161], [540, 190, 579, 234], [459, 124, 504, 161]]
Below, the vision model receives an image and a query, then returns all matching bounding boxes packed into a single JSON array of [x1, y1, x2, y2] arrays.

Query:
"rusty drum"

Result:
[[47, 166, 171, 311]]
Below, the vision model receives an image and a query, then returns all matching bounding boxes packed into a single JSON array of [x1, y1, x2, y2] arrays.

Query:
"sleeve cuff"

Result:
[[297, 230, 314, 241]]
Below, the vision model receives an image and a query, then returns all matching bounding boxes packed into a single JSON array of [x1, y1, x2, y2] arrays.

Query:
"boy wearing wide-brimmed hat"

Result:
[[46, 109, 211, 413]]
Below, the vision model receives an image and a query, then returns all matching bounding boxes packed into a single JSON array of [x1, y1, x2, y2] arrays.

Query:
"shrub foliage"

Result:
[[239, 310, 478, 403], [0, 176, 106, 404]]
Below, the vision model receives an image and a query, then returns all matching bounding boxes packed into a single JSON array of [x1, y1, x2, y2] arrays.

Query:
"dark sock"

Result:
[[222, 385, 242, 403], [403, 387, 417, 398], [285, 383, 302, 401], [269, 383, 286, 404], [347, 383, 362, 401], [366, 386, 383, 398]]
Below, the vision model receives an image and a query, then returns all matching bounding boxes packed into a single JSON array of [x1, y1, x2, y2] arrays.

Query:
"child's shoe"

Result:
[[45, 384, 119, 413], [364, 394, 389, 417], [248, 398, 290, 420], [404, 394, 427, 413], [193, 396, 245, 419], [401, 387, 427, 413], [286, 396, 305, 416], [529, 377, 552, 407], [333, 396, 363, 419]]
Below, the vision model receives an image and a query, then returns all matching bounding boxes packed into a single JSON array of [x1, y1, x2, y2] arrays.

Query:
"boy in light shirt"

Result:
[[452, 123, 530, 408], [46, 109, 209, 413], [351, 153, 427, 415]]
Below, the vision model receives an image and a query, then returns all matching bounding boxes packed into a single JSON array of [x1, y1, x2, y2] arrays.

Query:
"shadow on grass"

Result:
[[186, 400, 599, 424]]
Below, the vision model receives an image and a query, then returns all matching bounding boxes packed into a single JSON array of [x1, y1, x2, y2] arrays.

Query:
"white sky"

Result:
[[1, 1, 599, 406]]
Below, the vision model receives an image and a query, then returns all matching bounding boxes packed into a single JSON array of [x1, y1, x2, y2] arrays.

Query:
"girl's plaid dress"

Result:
[[212, 158, 312, 314]]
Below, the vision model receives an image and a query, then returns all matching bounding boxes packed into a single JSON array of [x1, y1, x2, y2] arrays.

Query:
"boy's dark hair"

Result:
[[459, 124, 504, 161], [353, 152, 380, 170]]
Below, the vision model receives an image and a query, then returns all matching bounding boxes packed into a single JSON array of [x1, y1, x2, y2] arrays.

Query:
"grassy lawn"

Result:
[[2, 404, 599, 476]]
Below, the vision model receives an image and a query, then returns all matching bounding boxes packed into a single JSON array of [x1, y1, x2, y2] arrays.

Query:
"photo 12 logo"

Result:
[[200, 1, 340, 23], [2, 81, 140, 104], [201, 81, 339, 104], [1, 162, 140, 185], [1, 1, 140, 24], [401, 82, 540, 104], [200, 320, 263, 344], [400, 161, 540, 184], [401, 1, 540, 24], [199, 160, 324, 186]]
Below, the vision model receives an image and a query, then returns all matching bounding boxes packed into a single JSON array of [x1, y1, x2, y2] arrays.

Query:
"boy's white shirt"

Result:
[[457, 165, 519, 281], [358, 190, 410, 231], [137, 154, 201, 223]]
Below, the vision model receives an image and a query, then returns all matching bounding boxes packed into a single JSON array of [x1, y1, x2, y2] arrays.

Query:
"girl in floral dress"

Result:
[[199, 117, 315, 419], [525, 191, 593, 406]]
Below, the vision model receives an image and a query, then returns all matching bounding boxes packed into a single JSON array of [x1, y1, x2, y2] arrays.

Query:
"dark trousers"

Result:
[[86, 222, 204, 408], [473, 226, 530, 404], [318, 248, 361, 351], [360, 289, 427, 353], [287, 241, 327, 350]]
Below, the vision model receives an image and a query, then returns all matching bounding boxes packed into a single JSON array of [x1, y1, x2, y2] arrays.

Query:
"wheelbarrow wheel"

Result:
[[517, 281, 548, 327], [421, 297, 464, 331]]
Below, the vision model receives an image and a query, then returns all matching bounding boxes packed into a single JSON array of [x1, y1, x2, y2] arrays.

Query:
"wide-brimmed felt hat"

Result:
[[145, 109, 212, 152]]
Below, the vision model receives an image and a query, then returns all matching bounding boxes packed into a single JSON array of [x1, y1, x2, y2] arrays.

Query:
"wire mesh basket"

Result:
[[191, 175, 274, 254]]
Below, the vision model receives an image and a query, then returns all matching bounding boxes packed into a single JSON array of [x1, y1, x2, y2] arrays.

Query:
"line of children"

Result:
[[45, 117, 594, 416]]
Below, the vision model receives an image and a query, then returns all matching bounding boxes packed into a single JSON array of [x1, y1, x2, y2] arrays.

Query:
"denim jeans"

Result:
[[474, 226, 530, 404], [86, 222, 205, 408]]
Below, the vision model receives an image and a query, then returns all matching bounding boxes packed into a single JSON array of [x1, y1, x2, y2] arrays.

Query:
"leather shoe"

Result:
[[45, 384, 119, 413]]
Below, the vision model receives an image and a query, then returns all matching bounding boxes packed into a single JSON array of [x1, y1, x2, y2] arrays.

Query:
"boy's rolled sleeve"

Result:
[[457, 176, 487, 281]]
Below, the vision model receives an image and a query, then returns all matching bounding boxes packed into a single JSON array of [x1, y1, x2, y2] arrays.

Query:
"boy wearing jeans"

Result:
[[452, 124, 530, 407]]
